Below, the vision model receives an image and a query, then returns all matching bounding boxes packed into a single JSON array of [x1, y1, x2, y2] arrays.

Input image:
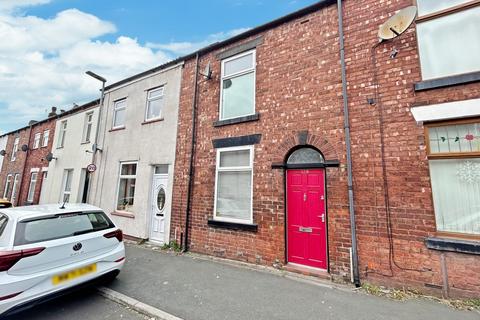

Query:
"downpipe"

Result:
[[337, 0, 361, 287]]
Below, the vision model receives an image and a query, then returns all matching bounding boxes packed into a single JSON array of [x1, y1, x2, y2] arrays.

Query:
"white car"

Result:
[[0, 204, 125, 317]]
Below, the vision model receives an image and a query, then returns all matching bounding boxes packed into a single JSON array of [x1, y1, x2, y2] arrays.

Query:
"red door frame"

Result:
[[285, 168, 329, 270]]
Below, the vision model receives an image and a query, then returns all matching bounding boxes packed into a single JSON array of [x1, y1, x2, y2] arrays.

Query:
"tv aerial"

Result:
[[378, 6, 417, 41]]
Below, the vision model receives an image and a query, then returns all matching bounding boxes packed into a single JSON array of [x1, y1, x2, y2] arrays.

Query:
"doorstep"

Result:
[[283, 263, 331, 280]]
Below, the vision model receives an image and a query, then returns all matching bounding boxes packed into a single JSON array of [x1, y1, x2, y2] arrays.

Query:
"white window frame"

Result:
[[3, 174, 12, 199], [219, 50, 256, 121], [112, 99, 127, 129], [42, 130, 49, 147], [145, 87, 165, 122], [57, 120, 67, 148], [10, 173, 19, 203], [60, 169, 73, 203], [416, 0, 480, 80], [82, 111, 94, 143], [27, 172, 38, 202], [213, 145, 254, 224], [33, 132, 41, 149], [11, 137, 19, 161], [115, 161, 137, 213]]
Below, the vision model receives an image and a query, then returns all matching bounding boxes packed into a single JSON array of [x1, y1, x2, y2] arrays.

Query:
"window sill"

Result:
[[111, 211, 135, 219], [142, 118, 164, 125], [207, 219, 258, 232], [425, 236, 480, 255], [109, 126, 125, 132], [213, 113, 260, 127], [414, 71, 480, 92]]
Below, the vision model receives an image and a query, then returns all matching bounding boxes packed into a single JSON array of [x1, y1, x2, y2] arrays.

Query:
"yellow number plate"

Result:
[[52, 264, 97, 285]]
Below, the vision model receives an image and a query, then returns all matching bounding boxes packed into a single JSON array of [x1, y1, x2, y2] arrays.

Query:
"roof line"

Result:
[[0, 99, 99, 138], [104, 0, 335, 91]]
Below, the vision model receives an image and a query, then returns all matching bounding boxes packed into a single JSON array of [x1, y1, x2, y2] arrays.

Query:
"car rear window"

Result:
[[14, 211, 115, 245]]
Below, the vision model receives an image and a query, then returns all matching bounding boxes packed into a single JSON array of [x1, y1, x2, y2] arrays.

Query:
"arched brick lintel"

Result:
[[272, 130, 340, 164]]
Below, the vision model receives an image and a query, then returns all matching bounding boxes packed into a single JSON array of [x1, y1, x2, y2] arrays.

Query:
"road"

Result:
[[3, 287, 147, 320]]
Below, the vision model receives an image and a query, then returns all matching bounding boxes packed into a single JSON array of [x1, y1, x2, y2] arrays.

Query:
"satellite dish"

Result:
[[0, 150, 5, 156], [378, 6, 417, 41], [92, 143, 102, 153], [200, 62, 212, 80], [21, 144, 28, 152], [46, 152, 56, 162]]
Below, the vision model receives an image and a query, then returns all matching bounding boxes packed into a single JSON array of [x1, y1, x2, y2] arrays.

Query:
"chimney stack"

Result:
[[48, 106, 57, 117]]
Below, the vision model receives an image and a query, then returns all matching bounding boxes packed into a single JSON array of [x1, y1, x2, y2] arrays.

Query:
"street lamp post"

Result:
[[85, 71, 106, 204]]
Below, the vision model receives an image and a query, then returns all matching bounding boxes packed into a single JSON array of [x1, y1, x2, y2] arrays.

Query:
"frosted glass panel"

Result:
[[430, 159, 480, 234], [216, 171, 251, 220], [224, 53, 253, 76], [287, 148, 324, 164], [417, 7, 480, 79], [417, 0, 470, 16], [219, 150, 250, 167]]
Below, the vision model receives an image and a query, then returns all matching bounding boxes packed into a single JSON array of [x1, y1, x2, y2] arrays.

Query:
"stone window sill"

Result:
[[111, 211, 135, 219], [213, 113, 260, 127], [414, 71, 480, 92], [207, 219, 258, 232], [425, 236, 480, 255], [142, 118, 164, 125], [109, 126, 125, 132]]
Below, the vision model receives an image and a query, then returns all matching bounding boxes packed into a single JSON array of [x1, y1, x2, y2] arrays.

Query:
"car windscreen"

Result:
[[14, 211, 115, 245]]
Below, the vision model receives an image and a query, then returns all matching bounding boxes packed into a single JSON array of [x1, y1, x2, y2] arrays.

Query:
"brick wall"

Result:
[[171, 4, 354, 276], [18, 119, 56, 205], [343, 0, 480, 298], [171, 0, 480, 298], [0, 128, 30, 205]]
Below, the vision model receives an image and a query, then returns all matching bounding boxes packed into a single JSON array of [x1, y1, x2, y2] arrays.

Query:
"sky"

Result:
[[0, 0, 318, 133]]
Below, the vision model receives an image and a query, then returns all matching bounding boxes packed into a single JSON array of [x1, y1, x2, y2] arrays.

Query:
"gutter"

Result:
[[183, 53, 200, 252], [337, 0, 361, 287]]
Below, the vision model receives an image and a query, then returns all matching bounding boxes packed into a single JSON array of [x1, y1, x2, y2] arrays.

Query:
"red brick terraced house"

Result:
[[17, 118, 56, 205], [170, 0, 480, 298], [0, 111, 56, 206], [0, 126, 31, 206]]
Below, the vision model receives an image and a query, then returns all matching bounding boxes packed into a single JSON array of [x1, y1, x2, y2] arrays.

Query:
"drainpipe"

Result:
[[183, 53, 200, 252], [337, 0, 360, 287]]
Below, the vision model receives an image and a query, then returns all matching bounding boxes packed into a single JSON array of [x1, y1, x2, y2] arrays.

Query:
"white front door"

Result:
[[150, 173, 169, 243]]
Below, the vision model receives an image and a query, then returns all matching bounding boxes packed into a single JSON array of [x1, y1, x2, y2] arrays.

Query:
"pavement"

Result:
[[104, 243, 480, 320]]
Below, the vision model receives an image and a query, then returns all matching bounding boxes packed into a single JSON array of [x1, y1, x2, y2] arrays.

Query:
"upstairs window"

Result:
[[416, 0, 480, 80], [57, 120, 67, 148], [11, 137, 19, 161], [42, 130, 49, 147], [145, 87, 165, 121], [83, 112, 94, 143], [214, 146, 253, 223], [220, 50, 256, 120], [426, 119, 480, 235], [33, 133, 41, 149], [113, 99, 126, 129]]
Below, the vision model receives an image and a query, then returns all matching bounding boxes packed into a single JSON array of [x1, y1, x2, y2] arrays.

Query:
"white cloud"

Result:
[[0, 0, 51, 12], [0, 3, 247, 132]]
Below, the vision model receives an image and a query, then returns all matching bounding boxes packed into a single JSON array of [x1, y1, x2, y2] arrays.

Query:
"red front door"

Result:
[[287, 169, 327, 269]]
